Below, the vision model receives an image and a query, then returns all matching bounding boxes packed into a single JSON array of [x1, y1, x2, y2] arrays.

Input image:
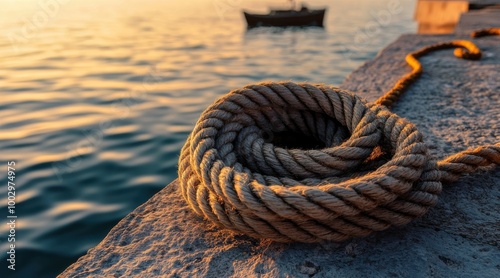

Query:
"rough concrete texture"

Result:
[[455, 7, 500, 35], [60, 34, 500, 277]]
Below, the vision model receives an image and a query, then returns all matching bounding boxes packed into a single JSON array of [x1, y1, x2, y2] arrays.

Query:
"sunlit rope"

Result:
[[375, 40, 481, 108]]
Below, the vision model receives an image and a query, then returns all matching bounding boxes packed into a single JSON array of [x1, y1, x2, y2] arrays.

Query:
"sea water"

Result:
[[0, 0, 416, 276]]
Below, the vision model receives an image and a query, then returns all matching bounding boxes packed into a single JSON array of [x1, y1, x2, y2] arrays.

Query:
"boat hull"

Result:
[[243, 9, 326, 28]]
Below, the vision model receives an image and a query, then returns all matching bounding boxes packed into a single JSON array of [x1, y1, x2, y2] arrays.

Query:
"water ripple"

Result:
[[0, 0, 418, 276]]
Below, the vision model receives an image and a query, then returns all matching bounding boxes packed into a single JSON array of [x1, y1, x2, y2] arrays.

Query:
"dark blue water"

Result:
[[0, 0, 416, 276]]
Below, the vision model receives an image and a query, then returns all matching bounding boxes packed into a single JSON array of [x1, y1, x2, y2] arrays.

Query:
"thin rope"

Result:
[[178, 29, 500, 242], [376, 28, 500, 184]]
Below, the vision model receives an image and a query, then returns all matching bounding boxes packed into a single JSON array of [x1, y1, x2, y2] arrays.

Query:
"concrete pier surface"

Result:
[[59, 19, 500, 278]]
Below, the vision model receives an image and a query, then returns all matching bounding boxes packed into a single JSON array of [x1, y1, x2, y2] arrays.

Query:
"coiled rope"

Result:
[[178, 29, 500, 242]]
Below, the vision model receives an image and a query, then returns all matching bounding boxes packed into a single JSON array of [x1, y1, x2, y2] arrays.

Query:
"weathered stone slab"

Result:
[[455, 8, 500, 34], [60, 33, 500, 278]]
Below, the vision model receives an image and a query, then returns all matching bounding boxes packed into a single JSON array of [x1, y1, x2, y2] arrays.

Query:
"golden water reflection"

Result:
[[0, 1, 422, 277]]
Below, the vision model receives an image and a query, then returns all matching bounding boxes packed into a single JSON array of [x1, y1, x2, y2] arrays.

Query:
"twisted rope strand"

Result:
[[178, 29, 499, 242]]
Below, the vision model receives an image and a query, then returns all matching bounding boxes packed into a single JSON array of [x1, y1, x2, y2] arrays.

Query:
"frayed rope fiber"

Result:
[[178, 30, 500, 243]]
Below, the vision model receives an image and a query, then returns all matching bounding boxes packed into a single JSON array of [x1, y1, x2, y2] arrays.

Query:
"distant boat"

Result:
[[243, 5, 326, 28]]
